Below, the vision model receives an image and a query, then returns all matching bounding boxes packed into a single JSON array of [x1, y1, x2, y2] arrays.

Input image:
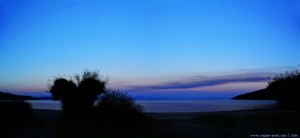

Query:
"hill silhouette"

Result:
[[232, 88, 276, 100], [0, 91, 38, 100], [232, 69, 300, 109]]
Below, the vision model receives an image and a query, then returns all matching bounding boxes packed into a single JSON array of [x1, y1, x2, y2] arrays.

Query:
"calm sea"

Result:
[[27, 100, 277, 113]]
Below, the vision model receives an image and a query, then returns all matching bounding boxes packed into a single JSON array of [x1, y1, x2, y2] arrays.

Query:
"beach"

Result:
[[2, 108, 299, 138]]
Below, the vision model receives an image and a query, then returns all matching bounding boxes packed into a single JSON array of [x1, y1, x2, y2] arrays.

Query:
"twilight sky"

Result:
[[1, 0, 299, 99]]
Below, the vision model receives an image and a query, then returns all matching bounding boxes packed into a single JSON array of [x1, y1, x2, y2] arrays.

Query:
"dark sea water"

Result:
[[27, 100, 277, 113]]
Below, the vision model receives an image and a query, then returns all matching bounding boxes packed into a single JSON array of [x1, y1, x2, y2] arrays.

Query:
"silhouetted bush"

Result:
[[96, 89, 145, 125], [0, 100, 32, 118], [97, 89, 143, 114], [49, 69, 108, 119], [267, 69, 300, 109], [0, 100, 33, 131]]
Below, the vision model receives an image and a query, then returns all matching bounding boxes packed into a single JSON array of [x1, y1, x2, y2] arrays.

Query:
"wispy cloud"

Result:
[[126, 71, 278, 91]]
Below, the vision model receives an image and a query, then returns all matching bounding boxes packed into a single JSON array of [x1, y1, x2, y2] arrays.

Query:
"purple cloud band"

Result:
[[127, 72, 277, 91]]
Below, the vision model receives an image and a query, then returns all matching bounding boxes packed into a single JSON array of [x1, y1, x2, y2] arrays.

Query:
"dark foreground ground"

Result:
[[1, 108, 300, 138]]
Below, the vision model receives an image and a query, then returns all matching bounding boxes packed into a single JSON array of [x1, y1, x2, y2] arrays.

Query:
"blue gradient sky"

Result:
[[1, 0, 299, 99]]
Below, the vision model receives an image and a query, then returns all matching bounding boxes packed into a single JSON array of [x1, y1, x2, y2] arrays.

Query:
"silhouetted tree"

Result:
[[50, 78, 77, 112], [49, 69, 145, 124], [49, 70, 108, 116], [267, 69, 300, 109]]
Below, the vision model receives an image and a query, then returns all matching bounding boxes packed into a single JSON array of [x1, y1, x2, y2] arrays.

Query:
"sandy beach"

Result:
[[2, 108, 299, 138]]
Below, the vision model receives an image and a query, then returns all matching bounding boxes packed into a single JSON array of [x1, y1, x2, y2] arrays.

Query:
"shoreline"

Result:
[[32, 107, 286, 113], [3, 108, 300, 138], [27, 99, 278, 113], [32, 108, 300, 123], [32, 107, 298, 118]]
